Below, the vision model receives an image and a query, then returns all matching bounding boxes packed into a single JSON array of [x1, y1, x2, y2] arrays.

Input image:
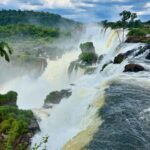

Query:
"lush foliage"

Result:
[[101, 10, 149, 29], [80, 42, 95, 53], [79, 52, 98, 64], [128, 29, 146, 36], [146, 38, 150, 44], [0, 106, 34, 150], [0, 10, 80, 30], [0, 91, 17, 106], [0, 24, 60, 39], [0, 42, 13, 62]]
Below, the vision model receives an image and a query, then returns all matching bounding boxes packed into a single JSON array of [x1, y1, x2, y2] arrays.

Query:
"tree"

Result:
[[119, 10, 132, 41], [130, 13, 137, 23], [0, 42, 13, 62]]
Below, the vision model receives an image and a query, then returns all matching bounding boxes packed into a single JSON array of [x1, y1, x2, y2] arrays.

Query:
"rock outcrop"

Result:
[[114, 54, 125, 64], [68, 42, 98, 76], [126, 36, 149, 43], [80, 42, 95, 53], [113, 50, 135, 64], [44, 89, 72, 107], [123, 64, 145, 72]]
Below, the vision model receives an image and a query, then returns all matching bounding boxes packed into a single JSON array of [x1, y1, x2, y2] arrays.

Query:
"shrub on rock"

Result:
[[79, 52, 98, 65], [44, 89, 72, 105], [80, 42, 95, 53]]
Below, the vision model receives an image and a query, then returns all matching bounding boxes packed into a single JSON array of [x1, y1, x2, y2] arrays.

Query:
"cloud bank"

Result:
[[0, 0, 150, 22]]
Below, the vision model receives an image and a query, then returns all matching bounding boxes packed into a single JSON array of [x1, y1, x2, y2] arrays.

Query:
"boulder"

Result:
[[44, 89, 72, 105], [123, 64, 145, 72], [114, 54, 125, 64], [80, 42, 95, 53], [114, 50, 135, 64]]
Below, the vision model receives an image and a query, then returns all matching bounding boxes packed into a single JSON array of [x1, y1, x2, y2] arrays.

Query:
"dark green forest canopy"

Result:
[[0, 10, 81, 30]]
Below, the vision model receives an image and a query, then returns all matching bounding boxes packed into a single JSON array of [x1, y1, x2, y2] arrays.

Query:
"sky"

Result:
[[0, 0, 150, 22]]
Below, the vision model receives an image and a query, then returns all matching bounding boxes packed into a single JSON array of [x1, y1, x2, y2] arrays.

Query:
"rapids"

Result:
[[0, 25, 150, 150]]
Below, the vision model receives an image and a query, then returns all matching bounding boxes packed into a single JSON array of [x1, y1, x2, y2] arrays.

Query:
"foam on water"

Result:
[[0, 24, 142, 149]]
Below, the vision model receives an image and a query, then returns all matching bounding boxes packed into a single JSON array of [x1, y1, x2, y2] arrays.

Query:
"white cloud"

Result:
[[0, 0, 11, 5], [43, 0, 73, 8], [136, 9, 150, 16], [145, 2, 150, 8]]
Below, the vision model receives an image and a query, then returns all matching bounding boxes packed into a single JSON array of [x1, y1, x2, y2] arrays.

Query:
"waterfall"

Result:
[[0, 24, 145, 150], [31, 25, 130, 150]]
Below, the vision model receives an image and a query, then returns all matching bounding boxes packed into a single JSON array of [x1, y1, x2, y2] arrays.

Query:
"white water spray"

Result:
[[0, 24, 142, 150]]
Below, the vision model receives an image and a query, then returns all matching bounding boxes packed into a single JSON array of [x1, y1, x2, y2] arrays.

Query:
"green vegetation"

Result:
[[0, 91, 17, 106], [102, 11, 142, 29], [32, 136, 49, 150], [127, 27, 150, 36], [79, 52, 98, 64], [102, 10, 150, 44], [0, 106, 35, 150], [0, 10, 82, 59], [0, 10, 80, 30], [128, 28, 147, 36], [146, 38, 150, 44], [0, 42, 13, 62], [0, 92, 39, 150], [80, 42, 95, 53], [0, 24, 60, 39], [44, 89, 72, 104], [127, 28, 150, 43]]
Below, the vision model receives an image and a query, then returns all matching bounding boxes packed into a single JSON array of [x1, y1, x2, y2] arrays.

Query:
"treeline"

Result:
[[0, 24, 61, 39], [101, 10, 150, 43], [0, 10, 80, 30], [101, 11, 150, 29]]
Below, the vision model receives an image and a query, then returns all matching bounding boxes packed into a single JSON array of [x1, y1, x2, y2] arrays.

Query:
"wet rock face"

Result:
[[113, 50, 135, 64], [124, 64, 145, 72], [145, 49, 150, 60], [126, 36, 149, 43], [80, 42, 95, 54], [114, 53, 125, 64], [44, 89, 72, 105], [28, 118, 40, 133]]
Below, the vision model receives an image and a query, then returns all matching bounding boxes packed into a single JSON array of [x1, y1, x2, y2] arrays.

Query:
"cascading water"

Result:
[[31, 25, 133, 150], [0, 24, 148, 150]]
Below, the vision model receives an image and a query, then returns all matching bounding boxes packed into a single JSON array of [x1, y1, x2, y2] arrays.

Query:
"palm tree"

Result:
[[0, 42, 13, 62]]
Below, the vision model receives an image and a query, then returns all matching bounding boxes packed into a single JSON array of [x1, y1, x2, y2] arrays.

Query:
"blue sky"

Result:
[[0, 0, 150, 22]]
